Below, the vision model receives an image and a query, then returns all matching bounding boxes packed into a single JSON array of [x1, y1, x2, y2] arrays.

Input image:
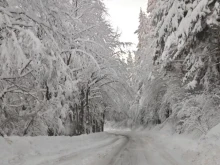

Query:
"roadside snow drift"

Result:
[[0, 133, 127, 165]]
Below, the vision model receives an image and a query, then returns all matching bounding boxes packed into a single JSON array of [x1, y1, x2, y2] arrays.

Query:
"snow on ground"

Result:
[[141, 123, 220, 165], [1, 124, 220, 165], [194, 123, 220, 165], [104, 121, 132, 132], [0, 130, 191, 165], [0, 133, 127, 165]]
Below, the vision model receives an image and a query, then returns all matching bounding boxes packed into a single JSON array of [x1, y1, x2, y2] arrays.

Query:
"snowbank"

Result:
[[141, 122, 220, 165], [0, 133, 117, 165], [194, 123, 220, 165]]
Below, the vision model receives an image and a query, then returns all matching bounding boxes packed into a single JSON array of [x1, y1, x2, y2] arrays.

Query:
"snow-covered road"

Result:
[[1, 131, 191, 165], [108, 132, 187, 165]]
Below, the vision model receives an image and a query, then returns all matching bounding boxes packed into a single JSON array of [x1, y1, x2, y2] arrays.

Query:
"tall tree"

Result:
[[132, 0, 220, 134], [0, 0, 132, 136]]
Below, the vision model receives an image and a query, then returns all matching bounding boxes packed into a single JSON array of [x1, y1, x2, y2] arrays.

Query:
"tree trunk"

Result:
[[0, 128, 5, 137], [85, 87, 90, 133], [75, 0, 78, 17], [23, 117, 34, 136], [80, 89, 85, 134], [95, 119, 98, 132], [101, 111, 105, 132], [75, 104, 79, 135]]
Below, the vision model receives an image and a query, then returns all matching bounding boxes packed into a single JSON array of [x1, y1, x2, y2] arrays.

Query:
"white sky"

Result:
[[104, 0, 147, 50]]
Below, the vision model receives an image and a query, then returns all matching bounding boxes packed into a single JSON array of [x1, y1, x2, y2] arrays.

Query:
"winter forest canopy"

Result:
[[0, 0, 220, 137], [0, 0, 133, 136]]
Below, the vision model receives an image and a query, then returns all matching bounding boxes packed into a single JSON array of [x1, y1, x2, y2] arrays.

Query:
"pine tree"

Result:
[[132, 0, 220, 134], [152, 0, 220, 89]]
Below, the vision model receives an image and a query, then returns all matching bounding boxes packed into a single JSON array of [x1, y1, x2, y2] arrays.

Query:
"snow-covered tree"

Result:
[[152, 0, 220, 89], [0, 0, 133, 136], [131, 0, 220, 135]]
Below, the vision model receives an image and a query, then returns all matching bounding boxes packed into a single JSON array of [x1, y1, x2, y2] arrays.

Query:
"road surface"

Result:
[[107, 132, 186, 165], [1, 131, 190, 165]]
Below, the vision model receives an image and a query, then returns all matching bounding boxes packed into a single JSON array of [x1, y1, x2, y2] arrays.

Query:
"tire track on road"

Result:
[[107, 133, 130, 165]]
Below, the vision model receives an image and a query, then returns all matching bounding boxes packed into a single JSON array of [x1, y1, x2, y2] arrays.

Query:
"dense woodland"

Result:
[[0, 0, 133, 136], [1, 0, 220, 137], [130, 0, 220, 135]]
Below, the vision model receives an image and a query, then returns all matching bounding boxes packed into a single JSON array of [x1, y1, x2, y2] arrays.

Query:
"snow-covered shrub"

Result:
[[176, 93, 220, 134]]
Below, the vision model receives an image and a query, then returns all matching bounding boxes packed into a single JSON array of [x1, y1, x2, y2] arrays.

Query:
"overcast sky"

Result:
[[104, 0, 147, 49]]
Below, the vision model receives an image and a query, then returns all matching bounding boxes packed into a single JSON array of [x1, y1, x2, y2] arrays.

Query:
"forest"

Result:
[[0, 0, 220, 139], [0, 0, 133, 136], [131, 0, 220, 136]]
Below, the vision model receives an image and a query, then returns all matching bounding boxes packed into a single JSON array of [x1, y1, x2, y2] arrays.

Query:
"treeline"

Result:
[[130, 0, 220, 135], [0, 0, 132, 136]]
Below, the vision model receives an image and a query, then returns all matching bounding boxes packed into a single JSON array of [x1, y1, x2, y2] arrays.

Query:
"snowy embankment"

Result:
[[142, 123, 220, 165], [0, 132, 127, 165], [195, 124, 220, 165]]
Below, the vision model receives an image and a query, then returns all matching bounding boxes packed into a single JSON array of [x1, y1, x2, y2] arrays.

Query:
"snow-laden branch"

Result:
[[99, 81, 117, 88], [20, 60, 32, 75], [11, 21, 33, 27], [0, 7, 66, 37], [88, 74, 109, 87], [73, 26, 95, 38], [74, 38, 105, 50], [0, 70, 33, 80], [62, 49, 100, 70]]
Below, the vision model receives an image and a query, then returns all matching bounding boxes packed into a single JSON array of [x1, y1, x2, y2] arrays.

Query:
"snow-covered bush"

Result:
[[176, 92, 220, 134]]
